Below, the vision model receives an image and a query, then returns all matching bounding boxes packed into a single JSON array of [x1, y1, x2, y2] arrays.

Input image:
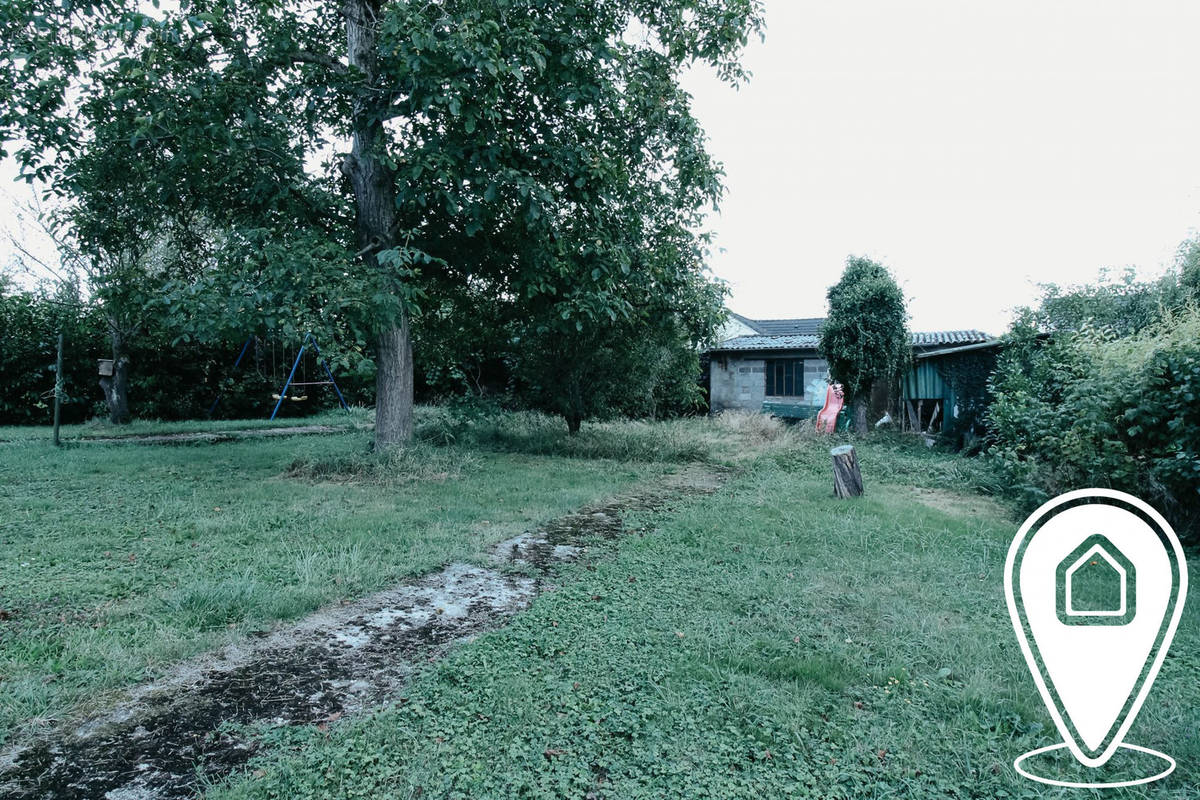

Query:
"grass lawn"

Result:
[[0, 417, 677, 744], [202, 434, 1199, 800], [0, 407, 369, 444]]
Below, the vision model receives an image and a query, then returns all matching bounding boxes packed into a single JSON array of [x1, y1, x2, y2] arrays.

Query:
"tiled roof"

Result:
[[711, 334, 821, 352], [709, 328, 991, 353], [910, 330, 991, 347], [730, 315, 825, 337]]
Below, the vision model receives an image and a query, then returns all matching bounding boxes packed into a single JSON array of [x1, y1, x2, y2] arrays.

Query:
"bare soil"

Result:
[[0, 464, 726, 799]]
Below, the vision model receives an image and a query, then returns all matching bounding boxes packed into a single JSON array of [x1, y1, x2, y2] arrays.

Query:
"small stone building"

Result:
[[707, 314, 997, 435]]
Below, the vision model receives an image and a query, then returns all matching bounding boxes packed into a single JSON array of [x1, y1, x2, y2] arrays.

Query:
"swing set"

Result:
[[208, 332, 349, 419]]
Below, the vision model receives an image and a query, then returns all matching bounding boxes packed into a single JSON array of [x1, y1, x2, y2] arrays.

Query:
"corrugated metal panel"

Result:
[[901, 361, 946, 400], [910, 330, 990, 346], [709, 328, 991, 354]]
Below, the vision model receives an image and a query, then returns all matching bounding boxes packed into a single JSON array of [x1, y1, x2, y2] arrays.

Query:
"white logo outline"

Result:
[[1003, 488, 1188, 786]]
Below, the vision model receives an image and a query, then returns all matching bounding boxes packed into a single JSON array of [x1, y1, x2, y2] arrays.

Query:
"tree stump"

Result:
[[831, 445, 864, 498]]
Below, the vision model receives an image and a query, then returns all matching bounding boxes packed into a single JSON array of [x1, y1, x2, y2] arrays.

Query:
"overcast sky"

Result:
[[5, 1, 1200, 336], [682, 0, 1200, 335]]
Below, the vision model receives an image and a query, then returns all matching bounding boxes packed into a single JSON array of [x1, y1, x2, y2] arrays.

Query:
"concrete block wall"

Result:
[[709, 357, 766, 412], [710, 354, 832, 413]]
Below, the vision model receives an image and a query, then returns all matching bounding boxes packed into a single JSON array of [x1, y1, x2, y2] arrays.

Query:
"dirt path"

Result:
[[0, 464, 728, 800], [76, 425, 353, 445]]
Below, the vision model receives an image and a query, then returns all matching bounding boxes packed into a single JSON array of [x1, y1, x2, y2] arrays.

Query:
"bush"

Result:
[[988, 308, 1200, 538], [0, 285, 373, 425], [0, 286, 106, 425]]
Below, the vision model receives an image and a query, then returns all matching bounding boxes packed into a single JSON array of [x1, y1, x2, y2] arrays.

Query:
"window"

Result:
[[765, 359, 804, 397]]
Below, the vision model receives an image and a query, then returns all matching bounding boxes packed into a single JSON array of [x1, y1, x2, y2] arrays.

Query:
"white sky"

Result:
[[5, 0, 1200, 336], [683, 0, 1200, 334]]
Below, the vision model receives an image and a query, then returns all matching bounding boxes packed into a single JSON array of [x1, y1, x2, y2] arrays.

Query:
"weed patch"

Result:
[[285, 442, 477, 485]]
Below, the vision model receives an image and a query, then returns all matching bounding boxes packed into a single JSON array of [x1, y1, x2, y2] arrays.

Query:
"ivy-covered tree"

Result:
[[2, 0, 764, 448], [818, 256, 909, 433]]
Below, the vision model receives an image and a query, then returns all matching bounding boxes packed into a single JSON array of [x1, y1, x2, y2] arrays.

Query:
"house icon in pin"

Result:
[[1056, 534, 1136, 626]]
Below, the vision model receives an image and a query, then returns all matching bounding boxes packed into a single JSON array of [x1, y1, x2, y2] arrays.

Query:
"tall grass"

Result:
[[285, 441, 477, 485], [413, 406, 804, 465]]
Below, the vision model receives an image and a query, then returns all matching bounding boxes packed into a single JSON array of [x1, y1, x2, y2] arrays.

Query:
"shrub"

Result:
[[988, 308, 1200, 538]]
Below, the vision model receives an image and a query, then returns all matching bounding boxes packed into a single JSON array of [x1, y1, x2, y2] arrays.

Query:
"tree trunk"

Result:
[[99, 324, 131, 424], [342, 0, 411, 449], [566, 412, 582, 435], [831, 444, 864, 498], [375, 320, 413, 446], [853, 397, 868, 434]]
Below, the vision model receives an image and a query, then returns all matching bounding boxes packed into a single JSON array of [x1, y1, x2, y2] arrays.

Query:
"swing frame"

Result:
[[268, 332, 349, 420], [207, 332, 350, 419]]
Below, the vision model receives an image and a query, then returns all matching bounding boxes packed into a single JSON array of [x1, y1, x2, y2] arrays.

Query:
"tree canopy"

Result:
[[2, 0, 765, 444]]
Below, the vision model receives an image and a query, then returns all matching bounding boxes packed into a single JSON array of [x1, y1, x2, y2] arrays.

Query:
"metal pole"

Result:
[[53, 332, 64, 447], [306, 334, 350, 411]]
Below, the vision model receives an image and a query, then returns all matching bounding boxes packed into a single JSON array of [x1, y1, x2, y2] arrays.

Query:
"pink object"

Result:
[[815, 383, 844, 433]]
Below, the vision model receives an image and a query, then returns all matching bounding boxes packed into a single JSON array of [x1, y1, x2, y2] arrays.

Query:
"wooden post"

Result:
[[831, 444, 864, 498], [53, 332, 64, 447]]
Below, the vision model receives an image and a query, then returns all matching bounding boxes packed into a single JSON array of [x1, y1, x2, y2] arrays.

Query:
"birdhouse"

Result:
[[1056, 534, 1136, 626], [97, 359, 114, 377]]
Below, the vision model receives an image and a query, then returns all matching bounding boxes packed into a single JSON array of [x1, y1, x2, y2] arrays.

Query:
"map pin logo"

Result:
[[1004, 489, 1187, 788]]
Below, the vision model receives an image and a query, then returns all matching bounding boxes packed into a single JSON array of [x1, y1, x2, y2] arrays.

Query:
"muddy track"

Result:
[[75, 425, 353, 445], [0, 464, 728, 800]]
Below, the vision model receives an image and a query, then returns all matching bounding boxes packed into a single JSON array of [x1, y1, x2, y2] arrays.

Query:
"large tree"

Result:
[[818, 256, 909, 433], [2, 0, 764, 447]]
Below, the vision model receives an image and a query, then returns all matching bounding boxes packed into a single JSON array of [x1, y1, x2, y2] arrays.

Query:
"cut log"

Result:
[[831, 444, 864, 498]]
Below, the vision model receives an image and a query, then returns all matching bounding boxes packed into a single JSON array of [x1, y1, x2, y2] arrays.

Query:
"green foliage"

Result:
[[0, 286, 370, 424], [1, 0, 766, 443], [988, 307, 1200, 538], [818, 256, 909, 406], [932, 349, 998, 445], [512, 313, 715, 433], [1016, 241, 1200, 340], [0, 285, 104, 425]]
